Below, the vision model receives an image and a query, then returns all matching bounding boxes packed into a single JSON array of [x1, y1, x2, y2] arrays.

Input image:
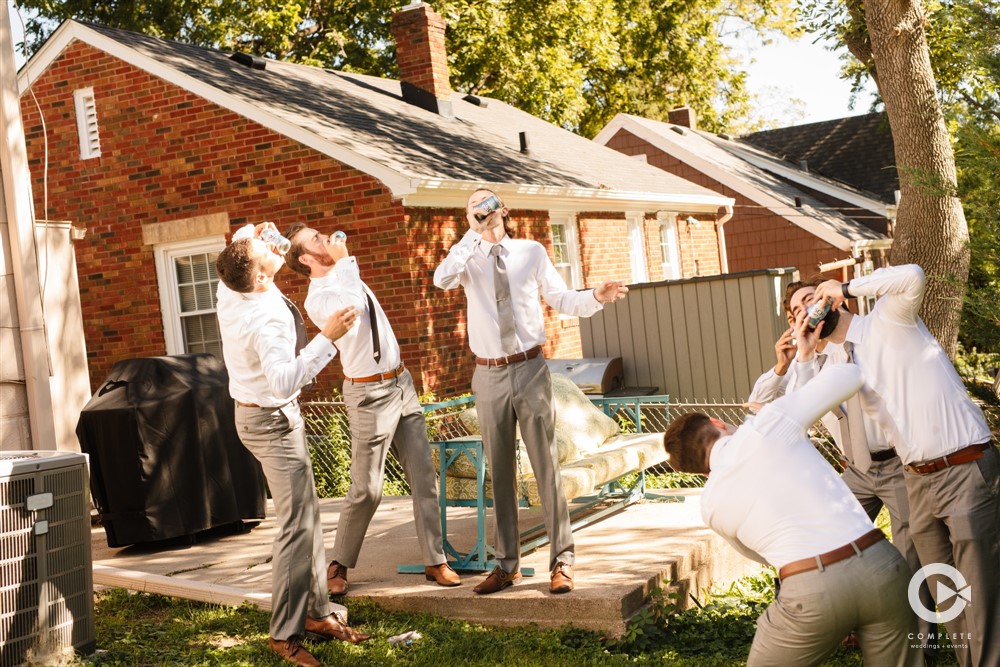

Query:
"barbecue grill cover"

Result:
[[76, 354, 267, 547]]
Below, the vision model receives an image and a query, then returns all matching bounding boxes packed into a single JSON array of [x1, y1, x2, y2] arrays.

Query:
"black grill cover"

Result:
[[76, 354, 267, 547]]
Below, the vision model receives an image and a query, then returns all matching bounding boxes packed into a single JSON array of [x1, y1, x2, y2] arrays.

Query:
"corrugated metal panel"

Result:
[[581, 268, 797, 402]]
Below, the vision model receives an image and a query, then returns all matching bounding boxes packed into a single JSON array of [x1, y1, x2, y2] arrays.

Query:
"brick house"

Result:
[[18, 7, 732, 398], [594, 111, 895, 280]]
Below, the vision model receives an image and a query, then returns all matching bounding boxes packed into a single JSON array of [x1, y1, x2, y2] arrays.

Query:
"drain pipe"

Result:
[[715, 205, 733, 273], [0, 7, 56, 450]]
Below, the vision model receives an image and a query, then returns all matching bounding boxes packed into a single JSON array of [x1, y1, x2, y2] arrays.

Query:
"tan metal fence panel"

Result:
[[581, 268, 797, 402]]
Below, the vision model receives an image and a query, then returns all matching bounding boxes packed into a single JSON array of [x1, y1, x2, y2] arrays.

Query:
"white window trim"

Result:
[[548, 211, 583, 289], [154, 236, 226, 355], [626, 213, 648, 283], [658, 211, 681, 280], [73, 87, 101, 159]]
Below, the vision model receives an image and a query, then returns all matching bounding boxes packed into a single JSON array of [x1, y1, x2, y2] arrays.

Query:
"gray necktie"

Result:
[[841, 342, 872, 474], [491, 244, 517, 355]]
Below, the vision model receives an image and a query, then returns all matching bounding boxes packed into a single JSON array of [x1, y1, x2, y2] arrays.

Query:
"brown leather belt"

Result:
[[236, 401, 260, 408], [778, 528, 885, 580], [904, 442, 992, 475], [346, 363, 404, 384], [476, 345, 542, 367], [869, 448, 897, 463]]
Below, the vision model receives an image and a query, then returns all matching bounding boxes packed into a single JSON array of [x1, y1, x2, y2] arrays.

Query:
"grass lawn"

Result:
[[75, 569, 958, 667]]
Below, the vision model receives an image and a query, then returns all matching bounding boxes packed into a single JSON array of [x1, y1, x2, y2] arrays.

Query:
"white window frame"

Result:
[[626, 213, 648, 283], [548, 211, 583, 289], [657, 211, 681, 280], [154, 236, 226, 355], [73, 87, 101, 159]]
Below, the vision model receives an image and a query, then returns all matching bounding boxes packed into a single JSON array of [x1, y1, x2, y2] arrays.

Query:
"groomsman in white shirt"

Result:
[[284, 223, 461, 593], [748, 278, 936, 663], [215, 223, 368, 667], [433, 189, 628, 595], [813, 264, 998, 667], [666, 363, 921, 666]]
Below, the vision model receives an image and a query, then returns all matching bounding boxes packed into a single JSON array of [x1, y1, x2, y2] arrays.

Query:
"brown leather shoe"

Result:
[[550, 562, 574, 594], [473, 566, 521, 595], [268, 636, 319, 667], [327, 561, 348, 595], [304, 615, 371, 644], [425, 563, 462, 587]]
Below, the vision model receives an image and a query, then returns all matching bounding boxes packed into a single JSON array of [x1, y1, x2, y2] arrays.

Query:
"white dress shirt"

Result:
[[844, 264, 991, 463], [433, 230, 603, 357], [303, 256, 401, 379], [703, 364, 877, 569], [217, 282, 336, 408]]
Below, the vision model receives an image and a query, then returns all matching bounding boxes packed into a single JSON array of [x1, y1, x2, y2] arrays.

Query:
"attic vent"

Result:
[[463, 94, 488, 108], [230, 52, 266, 70], [73, 88, 101, 160]]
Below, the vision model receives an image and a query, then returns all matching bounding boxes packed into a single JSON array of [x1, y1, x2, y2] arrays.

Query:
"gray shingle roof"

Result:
[[741, 113, 897, 203], [77, 21, 724, 203]]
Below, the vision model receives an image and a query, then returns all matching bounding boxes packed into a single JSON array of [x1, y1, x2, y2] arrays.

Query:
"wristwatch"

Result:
[[841, 282, 853, 299]]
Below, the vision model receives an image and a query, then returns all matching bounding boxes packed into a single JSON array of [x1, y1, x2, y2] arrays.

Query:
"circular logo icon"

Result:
[[908, 563, 971, 624]]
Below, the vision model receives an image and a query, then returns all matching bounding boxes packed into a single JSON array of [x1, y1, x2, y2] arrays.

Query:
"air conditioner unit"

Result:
[[0, 451, 95, 667]]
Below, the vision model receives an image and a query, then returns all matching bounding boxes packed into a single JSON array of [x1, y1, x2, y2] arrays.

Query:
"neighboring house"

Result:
[[18, 6, 733, 398], [594, 109, 896, 280], [742, 112, 898, 205]]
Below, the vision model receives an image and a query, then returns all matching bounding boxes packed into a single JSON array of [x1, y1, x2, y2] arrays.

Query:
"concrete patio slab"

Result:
[[90, 490, 761, 637]]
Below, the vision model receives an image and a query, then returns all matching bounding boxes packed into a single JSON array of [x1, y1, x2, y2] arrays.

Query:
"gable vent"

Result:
[[73, 88, 101, 159]]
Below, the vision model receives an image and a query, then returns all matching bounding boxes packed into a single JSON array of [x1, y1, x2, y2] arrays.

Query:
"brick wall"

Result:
[[20, 42, 588, 399], [604, 129, 846, 275]]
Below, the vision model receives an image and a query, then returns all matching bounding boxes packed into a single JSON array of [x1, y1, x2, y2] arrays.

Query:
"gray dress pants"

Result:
[[472, 356, 573, 573], [333, 368, 445, 569], [842, 456, 936, 659], [235, 401, 331, 641], [905, 444, 1000, 667], [748, 540, 921, 666]]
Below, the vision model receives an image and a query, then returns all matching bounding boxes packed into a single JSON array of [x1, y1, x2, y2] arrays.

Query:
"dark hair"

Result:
[[781, 275, 826, 316], [471, 188, 514, 238], [283, 222, 311, 277], [216, 238, 259, 293], [662, 412, 717, 474]]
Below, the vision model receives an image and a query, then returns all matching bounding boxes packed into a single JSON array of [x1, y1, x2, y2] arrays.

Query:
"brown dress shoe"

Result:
[[550, 562, 574, 594], [268, 636, 319, 667], [473, 566, 521, 595], [424, 563, 462, 587], [304, 615, 371, 644], [327, 561, 348, 595]]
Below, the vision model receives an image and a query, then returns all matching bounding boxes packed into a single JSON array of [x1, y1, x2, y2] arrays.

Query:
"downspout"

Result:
[[0, 8, 56, 450], [715, 205, 733, 274]]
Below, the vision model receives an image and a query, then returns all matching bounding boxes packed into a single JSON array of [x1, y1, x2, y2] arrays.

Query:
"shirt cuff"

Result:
[[232, 224, 255, 242]]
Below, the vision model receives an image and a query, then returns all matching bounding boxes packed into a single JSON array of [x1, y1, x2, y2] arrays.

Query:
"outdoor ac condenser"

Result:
[[0, 451, 96, 667]]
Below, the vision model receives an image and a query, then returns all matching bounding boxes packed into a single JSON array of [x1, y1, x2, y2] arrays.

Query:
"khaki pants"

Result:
[[235, 401, 331, 641], [333, 368, 445, 568], [905, 445, 1000, 667], [749, 539, 920, 666], [472, 356, 573, 573]]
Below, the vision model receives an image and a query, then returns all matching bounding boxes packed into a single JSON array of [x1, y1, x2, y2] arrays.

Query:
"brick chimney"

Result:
[[391, 1, 453, 117], [668, 106, 697, 129]]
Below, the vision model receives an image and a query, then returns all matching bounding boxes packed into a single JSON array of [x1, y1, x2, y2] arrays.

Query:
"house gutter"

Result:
[[715, 205, 733, 273], [0, 8, 56, 451]]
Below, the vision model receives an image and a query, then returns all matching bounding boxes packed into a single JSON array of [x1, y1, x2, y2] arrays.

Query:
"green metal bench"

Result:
[[397, 394, 673, 576]]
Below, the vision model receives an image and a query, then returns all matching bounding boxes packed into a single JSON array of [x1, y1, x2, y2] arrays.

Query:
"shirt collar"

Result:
[[478, 234, 510, 257]]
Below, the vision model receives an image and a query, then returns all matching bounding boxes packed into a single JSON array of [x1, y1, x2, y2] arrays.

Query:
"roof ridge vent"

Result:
[[230, 52, 266, 70]]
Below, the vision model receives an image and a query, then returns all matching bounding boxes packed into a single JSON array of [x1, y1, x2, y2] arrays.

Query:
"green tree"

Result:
[[18, 0, 797, 135], [804, 0, 1000, 354]]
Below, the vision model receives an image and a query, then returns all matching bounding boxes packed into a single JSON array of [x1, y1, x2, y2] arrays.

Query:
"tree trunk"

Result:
[[844, 0, 969, 357]]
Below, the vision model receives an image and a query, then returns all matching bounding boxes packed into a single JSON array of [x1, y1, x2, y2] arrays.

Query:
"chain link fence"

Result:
[[300, 397, 844, 498]]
